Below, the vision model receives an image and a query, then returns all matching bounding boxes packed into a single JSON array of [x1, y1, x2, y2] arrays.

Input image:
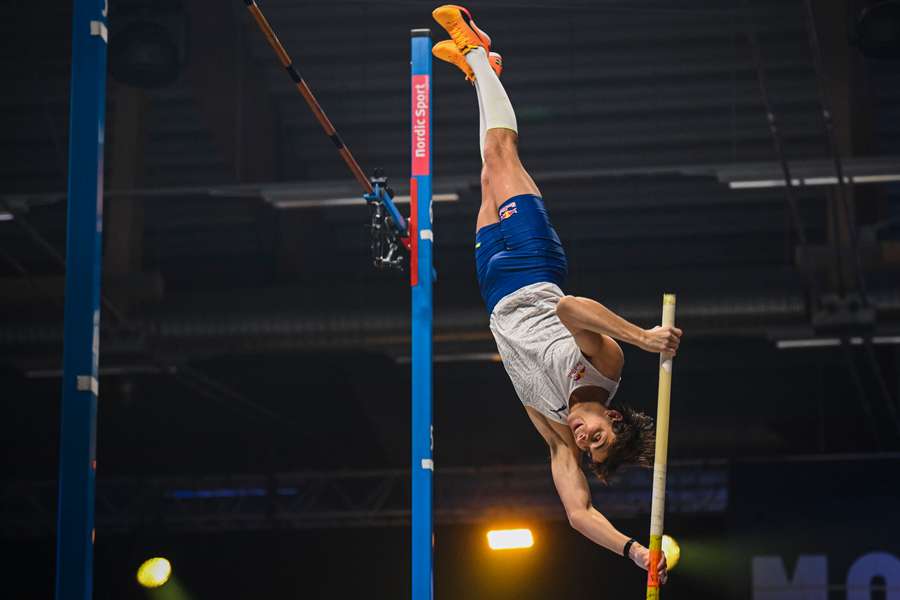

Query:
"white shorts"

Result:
[[489, 282, 618, 424]]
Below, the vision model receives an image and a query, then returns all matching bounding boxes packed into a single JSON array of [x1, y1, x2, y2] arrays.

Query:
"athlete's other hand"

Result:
[[639, 326, 682, 355], [631, 544, 668, 585]]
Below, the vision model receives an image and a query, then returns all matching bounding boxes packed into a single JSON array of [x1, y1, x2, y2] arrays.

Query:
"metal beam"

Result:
[[7, 287, 900, 359], [1, 462, 729, 539], [5, 157, 899, 209], [11, 456, 898, 540]]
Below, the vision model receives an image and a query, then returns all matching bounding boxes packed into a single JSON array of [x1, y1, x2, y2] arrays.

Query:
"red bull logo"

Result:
[[568, 363, 586, 381], [499, 202, 517, 220]]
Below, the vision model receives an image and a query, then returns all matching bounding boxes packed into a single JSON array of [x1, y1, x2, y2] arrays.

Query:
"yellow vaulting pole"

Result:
[[646, 293, 676, 600]]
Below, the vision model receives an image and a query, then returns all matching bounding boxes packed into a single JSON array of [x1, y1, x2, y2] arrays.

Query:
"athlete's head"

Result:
[[566, 400, 655, 484]]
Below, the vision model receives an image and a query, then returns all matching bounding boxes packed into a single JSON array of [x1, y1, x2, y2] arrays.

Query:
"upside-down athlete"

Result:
[[431, 5, 682, 581]]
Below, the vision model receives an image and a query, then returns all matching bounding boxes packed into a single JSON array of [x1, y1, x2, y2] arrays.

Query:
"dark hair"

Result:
[[586, 403, 655, 485]]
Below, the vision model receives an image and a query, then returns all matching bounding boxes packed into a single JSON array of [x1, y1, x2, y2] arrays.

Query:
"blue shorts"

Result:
[[475, 194, 568, 314]]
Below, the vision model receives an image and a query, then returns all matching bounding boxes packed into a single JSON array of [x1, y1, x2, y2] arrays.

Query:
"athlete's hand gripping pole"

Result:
[[646, 294, 676, 599]]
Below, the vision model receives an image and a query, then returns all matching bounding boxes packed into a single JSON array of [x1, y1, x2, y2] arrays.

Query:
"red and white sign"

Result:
[[411, 74, 430, 176]]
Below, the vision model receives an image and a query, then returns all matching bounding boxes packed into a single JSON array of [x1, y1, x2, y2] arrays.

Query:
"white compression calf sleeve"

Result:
[[474, 82, 486, 162], [466, 47, 517, 134]]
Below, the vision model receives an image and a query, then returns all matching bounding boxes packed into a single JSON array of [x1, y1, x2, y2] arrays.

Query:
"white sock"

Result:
[[466, 47, 517, 134], [474, 83, 486, 162]]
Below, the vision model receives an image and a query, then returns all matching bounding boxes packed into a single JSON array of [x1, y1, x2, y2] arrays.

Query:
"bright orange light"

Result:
[[486, 528, 534, 550]]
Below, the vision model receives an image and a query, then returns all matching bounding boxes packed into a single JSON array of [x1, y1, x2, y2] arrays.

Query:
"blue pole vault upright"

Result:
[[55, 1, 108, 599], [410, 28, 434, 600]]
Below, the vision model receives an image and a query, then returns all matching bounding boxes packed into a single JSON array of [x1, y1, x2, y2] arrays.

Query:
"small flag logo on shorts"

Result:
[[499, 202, 518, 220], [475, 242, 481, 249]]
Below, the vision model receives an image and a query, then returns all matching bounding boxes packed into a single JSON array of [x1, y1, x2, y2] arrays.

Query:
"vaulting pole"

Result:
[[55, 1, 108, 599], [410, 28, 434, 600], [647, 294, 676, 600]]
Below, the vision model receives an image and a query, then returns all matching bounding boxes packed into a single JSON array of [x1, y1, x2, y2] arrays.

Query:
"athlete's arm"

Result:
[[523, 407, 668, 582], [556, 295, 681, 355]]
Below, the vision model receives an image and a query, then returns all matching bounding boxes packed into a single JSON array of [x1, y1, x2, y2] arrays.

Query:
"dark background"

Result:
[[2, 0, 899, 598]]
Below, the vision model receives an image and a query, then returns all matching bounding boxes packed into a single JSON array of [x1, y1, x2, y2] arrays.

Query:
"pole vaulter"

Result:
[[242, 4, 435, 599], [427, 1, 677, 585]]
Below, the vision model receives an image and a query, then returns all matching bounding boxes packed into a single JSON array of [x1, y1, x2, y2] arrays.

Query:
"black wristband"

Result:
[[623, 538, 637, 559]]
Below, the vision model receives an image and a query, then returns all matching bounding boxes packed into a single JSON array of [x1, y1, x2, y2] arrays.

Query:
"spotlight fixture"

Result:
[[486, 528, 534, 551]]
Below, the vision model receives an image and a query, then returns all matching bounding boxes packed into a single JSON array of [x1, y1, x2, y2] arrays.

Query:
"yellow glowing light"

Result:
[[662, 535, 681, 570], [136, 557, 172, 588], [486, 528, 534, 550]]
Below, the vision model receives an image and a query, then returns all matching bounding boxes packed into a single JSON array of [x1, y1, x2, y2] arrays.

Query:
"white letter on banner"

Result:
[[752, 555, 827, 600]]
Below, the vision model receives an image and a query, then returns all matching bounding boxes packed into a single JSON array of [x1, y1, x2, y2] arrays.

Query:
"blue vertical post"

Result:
[[410, 28, 433, 600], [55, 1, 108, 599]]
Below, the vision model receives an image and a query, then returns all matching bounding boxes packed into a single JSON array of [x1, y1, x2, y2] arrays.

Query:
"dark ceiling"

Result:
[[2, 0, 899, 488]]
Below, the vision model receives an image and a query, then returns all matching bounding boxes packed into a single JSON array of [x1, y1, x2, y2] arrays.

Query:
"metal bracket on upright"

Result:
[[365, 168, 410, 270]]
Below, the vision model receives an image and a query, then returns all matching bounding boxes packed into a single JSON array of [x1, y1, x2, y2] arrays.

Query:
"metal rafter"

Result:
[[1, 462, 729, 539]]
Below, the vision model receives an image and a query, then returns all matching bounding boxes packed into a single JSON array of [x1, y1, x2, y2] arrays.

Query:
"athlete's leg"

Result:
[[465, 45, 541, 231], [480, 129, 540, 220], [435, 5, 566, 314], [473, 81, 501, 231], [431, 8, 538, 230]]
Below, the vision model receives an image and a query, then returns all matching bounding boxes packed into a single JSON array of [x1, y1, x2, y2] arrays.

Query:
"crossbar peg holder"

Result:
[[365, 169, 409, 271]]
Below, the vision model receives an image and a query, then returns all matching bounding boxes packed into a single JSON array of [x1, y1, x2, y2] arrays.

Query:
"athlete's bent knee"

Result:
[[555, 295, 577, 321]]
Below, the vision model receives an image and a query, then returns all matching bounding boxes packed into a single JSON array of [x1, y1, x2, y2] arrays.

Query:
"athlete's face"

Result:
[[566, 404, 622, 464]]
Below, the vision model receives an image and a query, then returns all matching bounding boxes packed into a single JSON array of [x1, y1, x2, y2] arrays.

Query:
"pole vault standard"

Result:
[[410, 29, 434, 600], [55, 2, 108, 599], [646, 294, 676, 600]]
